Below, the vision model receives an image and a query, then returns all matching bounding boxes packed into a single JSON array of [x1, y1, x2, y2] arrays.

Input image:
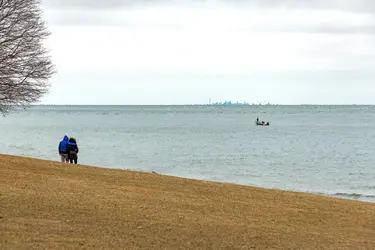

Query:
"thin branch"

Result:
[[0, 0, 55, 115]]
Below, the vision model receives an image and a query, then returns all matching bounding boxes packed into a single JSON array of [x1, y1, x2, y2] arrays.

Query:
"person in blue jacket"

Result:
[[58, 135, 69, 162], [66, 137, 79, 164]]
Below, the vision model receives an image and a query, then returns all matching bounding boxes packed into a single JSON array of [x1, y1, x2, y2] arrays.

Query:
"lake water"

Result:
[[1, 105, 375, 203]]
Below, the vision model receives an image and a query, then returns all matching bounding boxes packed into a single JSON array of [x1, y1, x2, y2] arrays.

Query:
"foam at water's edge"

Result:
[[333, 193, 375, 199], [308, 191, 375, 202]]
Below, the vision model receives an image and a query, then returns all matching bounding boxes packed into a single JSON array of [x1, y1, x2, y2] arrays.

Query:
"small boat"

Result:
[[255, 121, 270, 126]]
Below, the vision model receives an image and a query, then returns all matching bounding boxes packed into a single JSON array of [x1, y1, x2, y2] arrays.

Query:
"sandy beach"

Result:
[[1, 154, 375, 249]]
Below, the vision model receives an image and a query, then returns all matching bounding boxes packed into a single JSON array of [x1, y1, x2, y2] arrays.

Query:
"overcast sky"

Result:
[[40, 0, 375, 105]]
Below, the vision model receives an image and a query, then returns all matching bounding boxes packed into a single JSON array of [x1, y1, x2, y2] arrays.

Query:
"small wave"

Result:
[[349, 185, 375, 190], [9, 144, 37, 151], [332, 192, 375, 199]]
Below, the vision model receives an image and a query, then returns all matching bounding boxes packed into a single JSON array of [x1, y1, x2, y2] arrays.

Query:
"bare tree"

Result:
[[0, 0, 55, 115]]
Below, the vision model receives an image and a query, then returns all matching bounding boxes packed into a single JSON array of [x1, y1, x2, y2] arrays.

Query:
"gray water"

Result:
[[1, 105, 375, 202]]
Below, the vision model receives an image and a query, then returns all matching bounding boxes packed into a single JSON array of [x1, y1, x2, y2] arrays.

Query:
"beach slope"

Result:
[[1, 154, 375, 249]]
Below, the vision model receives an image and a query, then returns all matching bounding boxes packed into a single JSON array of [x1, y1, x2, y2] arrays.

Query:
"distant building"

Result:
[[208, 100, 250, 106]]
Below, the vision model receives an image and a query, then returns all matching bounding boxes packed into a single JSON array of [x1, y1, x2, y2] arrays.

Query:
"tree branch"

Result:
[[0, 0, 55, 115]]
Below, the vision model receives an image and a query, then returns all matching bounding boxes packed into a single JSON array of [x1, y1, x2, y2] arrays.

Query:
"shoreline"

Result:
[[1, 154, 375, 249], [3, 153, 375, 204]]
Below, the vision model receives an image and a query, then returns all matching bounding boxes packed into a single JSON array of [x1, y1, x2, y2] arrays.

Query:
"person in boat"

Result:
[[261, 121, 265, 125], [256, 117, 259, 123], [58, 135, 69, 163], [66, 137, 79, 164]]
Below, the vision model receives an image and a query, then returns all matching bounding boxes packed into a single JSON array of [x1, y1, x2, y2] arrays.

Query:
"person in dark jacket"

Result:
[[66, 137, 79, 164], [58, 135, 69, 162]]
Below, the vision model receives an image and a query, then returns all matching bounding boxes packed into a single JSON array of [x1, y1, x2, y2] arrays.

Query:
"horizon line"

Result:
[[35, 104, 375, 106]]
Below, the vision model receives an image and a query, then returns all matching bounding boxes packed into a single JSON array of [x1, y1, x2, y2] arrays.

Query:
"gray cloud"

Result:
[[43, 0, 375, 13], [307, 25, 375, 34], [252, 24, 375, 34], [42, 0, 375, 37], [46, 11, 109, 26], [42, 0, 177, 10], [44, 10, 183, 28], [45, 10, 375, 36], [233, 0, 375, 13]]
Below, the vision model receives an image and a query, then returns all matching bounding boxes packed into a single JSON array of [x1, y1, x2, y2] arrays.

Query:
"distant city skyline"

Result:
[[39, 0, 375, 105]]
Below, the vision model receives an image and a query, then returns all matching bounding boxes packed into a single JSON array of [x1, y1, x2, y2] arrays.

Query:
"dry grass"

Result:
[[1, 154, 375, 249]]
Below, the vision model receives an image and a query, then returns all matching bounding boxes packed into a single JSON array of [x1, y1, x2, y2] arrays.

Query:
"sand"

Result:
[[1, 154, 375, 249]]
